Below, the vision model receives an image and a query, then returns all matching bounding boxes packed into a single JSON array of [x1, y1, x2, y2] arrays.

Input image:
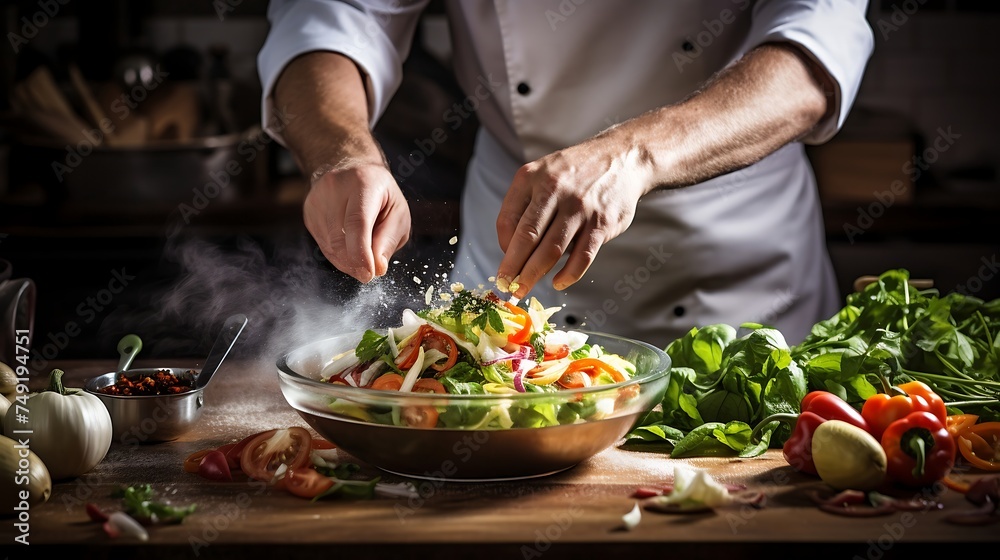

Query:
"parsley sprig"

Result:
[[443, 290, 506, 333]]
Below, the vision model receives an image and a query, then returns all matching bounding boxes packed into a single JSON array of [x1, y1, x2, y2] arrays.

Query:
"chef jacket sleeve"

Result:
[[257, 0, 430, 144], [741, 0, 874, 144]]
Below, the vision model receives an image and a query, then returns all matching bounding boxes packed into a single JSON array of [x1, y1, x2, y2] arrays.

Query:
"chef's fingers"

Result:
[[371, 194, 412, 277], [497, 178, 559, 290], [495, 165, 534, 253], [510, 210, 584, 298], [553, 226, 605, 292], [341, 189, 378, 283], [304, 182, 351, 275]]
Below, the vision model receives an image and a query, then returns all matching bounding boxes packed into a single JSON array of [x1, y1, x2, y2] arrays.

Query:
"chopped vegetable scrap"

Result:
[[86, 484, 197, 540], [182, 427, 418, 501], [635, 464, 765, 514], [809, 488, 942, 518]]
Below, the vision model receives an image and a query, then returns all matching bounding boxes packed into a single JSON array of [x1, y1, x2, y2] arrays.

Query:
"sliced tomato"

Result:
[[240, 427, 313, 483], [413, 378, 447, 394], [311, 438, 336, 450], [198, 450, 234, 482], [284, 467, 335, 499], [372, 373, 404, 391], [956, 421, 1000, 472], [543, 343, 570, 361], [401, 405, 439, 428], [184, 449, 213, 473], [503, 302, 532, 345], [947, 414, 980, 438], [224, 429, 278, 471], [422, 330, 458, 372], [564, 358, 626, 383], [396, 325, 433, 370]]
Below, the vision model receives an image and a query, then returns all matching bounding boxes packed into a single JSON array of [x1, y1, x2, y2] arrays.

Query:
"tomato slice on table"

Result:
[[284, 467, 335, 499], [198, 450, 234, 482], [240, 427, 313, 483], [955, 421, 1000, 472], [184, 449, 213, 473]]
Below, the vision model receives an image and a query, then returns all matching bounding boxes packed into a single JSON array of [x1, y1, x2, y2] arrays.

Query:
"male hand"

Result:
[[495, 131, 653, 299], [304, 163, 411, 283]]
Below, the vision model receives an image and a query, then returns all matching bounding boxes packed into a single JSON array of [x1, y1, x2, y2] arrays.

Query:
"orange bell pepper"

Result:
[[862, 380, 948, 441], [503, 302, 532, 345]]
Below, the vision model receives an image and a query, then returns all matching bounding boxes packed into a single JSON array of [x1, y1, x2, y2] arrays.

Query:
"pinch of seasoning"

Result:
[[424, 286, 434, 306], [449, 236, 458, 245], [496, 276, 510, 292], [413, 276, 422, 285], [450, 282, 465, 292], [439, 292, 452, 301], [508, 275, 521, 293]]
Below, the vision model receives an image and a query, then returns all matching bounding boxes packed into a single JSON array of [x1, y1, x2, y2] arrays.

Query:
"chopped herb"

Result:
[[111, 484, 196, 525], [444, 290, 506, 333], [356, 330, 389, 362]]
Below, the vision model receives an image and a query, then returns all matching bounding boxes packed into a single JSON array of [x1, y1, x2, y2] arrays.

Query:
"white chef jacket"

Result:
[[258, 0, 875, 348]]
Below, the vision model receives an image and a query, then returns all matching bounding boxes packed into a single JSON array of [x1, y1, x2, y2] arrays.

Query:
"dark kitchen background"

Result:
[[0, 0, 998, 369]]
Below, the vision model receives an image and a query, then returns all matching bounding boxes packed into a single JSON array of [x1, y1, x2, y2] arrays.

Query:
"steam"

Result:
[[98, 232, 450, 370]]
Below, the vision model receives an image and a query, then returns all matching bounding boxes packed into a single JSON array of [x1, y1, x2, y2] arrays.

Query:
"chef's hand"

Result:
[[495, 131, 653, 298], [305, 162, 411, 283]]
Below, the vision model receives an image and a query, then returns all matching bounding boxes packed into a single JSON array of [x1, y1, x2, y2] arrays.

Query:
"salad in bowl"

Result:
[[317, 285, 644, 428], [276, 285, 671, 479]]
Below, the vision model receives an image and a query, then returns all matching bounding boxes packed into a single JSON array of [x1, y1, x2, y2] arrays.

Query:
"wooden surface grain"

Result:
[[4, 358, 997, 558]]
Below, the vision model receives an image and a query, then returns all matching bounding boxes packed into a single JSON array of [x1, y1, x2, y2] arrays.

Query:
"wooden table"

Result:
[[5, 358, 997, 558]]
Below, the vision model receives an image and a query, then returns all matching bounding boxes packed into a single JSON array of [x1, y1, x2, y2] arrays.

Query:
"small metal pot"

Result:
[[84, 367, 204, 444]]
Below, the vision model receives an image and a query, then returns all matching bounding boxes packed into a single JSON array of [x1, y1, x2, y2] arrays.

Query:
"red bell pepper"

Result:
[[755, 390, 872, 475], [862, 380, 948, 441], [881, 411, 956, 488]]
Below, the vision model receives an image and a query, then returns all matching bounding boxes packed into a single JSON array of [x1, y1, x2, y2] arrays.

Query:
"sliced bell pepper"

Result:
[[563, 358, 626, 383], [503, 302, 532, 345], [946, 414, 980, 438], [955, 421, 1000, 472], [754, 390, 871, 475], [881, 410, 956, 488], [862, 380, 948, 441]]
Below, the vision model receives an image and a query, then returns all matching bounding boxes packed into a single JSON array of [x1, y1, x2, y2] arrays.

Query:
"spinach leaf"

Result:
[[355, 330, 388, 362]]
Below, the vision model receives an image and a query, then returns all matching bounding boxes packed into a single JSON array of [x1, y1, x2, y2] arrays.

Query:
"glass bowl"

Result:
[[276, 331, 671, 481]]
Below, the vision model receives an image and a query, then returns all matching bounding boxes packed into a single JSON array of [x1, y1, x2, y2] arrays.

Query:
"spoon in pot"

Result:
[[116, 334, 142, 373], [195, 313, 248, 390]]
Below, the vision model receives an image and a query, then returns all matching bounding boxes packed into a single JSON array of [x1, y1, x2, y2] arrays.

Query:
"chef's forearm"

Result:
[[272, 51, 387, 178], [612, 42, 832, 192]]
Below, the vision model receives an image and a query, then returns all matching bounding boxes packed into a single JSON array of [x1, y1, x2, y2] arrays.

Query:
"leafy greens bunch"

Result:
[[627, 322, 806, 458], [792, 268, 1000, 420]]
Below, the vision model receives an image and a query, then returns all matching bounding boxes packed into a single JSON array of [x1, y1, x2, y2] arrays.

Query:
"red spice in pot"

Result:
[[99, 369, 196, 396]]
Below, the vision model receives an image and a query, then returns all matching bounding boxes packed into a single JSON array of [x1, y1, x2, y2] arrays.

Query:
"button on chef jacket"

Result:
[[258, 0, 874, 348]]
